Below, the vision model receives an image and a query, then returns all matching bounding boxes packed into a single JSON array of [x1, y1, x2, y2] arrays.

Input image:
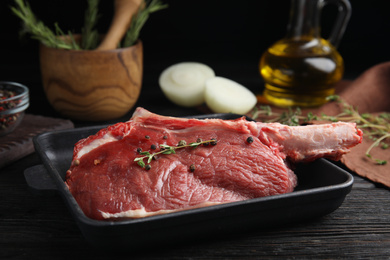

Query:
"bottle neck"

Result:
[[286, 0, 321, 40]]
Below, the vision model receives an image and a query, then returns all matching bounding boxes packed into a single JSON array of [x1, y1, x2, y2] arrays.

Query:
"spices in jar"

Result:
[[0, 89, 22, 130]]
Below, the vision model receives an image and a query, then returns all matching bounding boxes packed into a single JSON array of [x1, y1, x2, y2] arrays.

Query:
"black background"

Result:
[[1, 0, 390, 119]]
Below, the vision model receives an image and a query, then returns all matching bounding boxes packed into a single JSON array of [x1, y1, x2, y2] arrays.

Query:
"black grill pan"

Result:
[[24, 113, 353, 250]]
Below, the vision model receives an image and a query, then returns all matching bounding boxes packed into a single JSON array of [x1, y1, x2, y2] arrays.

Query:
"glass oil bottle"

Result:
[[260, 0, 351, 107]]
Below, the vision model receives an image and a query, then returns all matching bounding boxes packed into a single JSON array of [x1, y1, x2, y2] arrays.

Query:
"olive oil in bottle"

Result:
[[259, 0, 351, 107], [260, 38, 344, 107]]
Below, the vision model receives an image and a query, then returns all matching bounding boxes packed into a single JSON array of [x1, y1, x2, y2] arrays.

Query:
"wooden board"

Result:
[[0, 114, 74, 169]]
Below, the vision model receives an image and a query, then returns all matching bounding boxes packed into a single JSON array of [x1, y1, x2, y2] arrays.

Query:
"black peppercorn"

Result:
[[246, 136, 254, 144], [145, 135, 150, 139], [145, 164, 151, 170], [190, 164, 195, 172], [210, 138, 217, 145], [137, 147, 142, 153], [151, 144, 157, 150]]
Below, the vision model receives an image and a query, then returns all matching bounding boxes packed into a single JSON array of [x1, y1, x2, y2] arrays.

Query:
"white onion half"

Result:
[[205, 77, 257, 114], [159, 62, 215, 107]]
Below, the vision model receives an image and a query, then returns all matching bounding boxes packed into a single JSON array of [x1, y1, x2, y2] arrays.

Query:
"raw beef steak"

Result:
[[65, 108, 362, 220]]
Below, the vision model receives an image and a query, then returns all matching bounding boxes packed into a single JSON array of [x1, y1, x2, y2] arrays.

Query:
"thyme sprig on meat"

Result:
[[250, 95, 390, 165], [134, 138, 217, 169]]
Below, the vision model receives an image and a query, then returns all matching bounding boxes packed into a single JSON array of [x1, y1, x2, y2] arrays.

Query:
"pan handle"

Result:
[[24, 165, 58, 195]]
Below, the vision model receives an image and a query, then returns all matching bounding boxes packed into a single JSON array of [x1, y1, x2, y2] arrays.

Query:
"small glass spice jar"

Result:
[[0, 81, 29, 136]]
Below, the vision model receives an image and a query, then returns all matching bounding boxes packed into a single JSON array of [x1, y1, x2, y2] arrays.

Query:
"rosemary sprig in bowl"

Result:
[[122, 0, 168, 47], [11, 0, 80, 50], [250, 95, 390, 165], [10, 0, 167, 50]]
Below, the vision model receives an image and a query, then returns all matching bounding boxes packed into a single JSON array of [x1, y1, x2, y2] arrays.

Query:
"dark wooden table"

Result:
[[2, 151, 390, 259]]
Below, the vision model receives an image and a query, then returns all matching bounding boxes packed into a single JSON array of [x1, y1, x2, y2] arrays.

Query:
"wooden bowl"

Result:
[[39, 38, 143, 121]]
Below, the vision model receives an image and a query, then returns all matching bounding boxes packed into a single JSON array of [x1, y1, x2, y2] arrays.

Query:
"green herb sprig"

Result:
[[250, 95, 390, 165], [11, 0, 79, 50], [134, 139, 217, 169], [11, 0, 167, 50], [81, 0, 100, 50], [122, 0, 168, 47]]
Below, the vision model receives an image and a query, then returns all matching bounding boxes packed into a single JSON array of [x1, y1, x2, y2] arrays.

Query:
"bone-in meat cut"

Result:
[[65, 108, 362, 220]]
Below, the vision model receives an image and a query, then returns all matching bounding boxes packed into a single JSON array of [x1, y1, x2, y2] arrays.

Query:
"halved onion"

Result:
[[205, 77, 257, 114], [159, 62, 215, 107]]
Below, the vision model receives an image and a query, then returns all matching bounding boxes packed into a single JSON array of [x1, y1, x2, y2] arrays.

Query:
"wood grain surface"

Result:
[[1, 153, 389, 259], [0, 114, 73, 169], [39, 39, 143, 121]]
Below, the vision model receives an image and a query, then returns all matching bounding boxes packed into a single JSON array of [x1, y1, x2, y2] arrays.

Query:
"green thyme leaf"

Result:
[[379, 113, 390, 120], [326, 95, 340, 102], [147, 156, 153, 164], [260, 105, 272, 116], [375, 159, 387, 165], [189, 142, 200, 148], [306, 112, 317, 122], [162, 149, 175, 155], [134, 138, 216, 169], [137, 160, 145, 168]]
